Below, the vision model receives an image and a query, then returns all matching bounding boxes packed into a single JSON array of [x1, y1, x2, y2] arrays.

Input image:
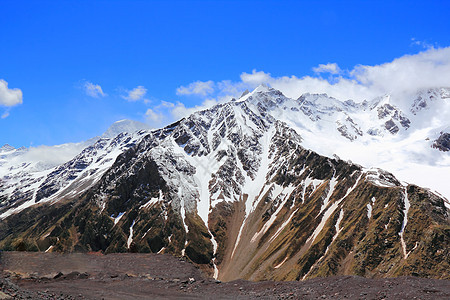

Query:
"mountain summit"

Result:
[[0, 86, 448, 281]]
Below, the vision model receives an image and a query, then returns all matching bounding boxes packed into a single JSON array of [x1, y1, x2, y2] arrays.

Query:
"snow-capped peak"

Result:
[[410, 87, 450, 115], [252, 83, 271, 94], [238, 84, 274, 102], [0, 144, 15, 153]]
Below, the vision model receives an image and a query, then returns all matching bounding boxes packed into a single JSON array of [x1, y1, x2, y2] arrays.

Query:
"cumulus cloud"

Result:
[[122, 86, 148, 102], [313, 63, 341, 74], [240, 70, 272, 86], [0, 79, 23, 107], [176, 80, 215, 96], [350, 47, 450, 96], [84, 81, 106, 98]]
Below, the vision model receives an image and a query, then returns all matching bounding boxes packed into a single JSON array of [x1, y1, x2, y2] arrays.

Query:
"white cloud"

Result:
[[411, 38, 435, 50], [171, 97, 226, 120], [211, 47, 450, 104], [148, 47, 450, 131], [123, 86, 148, 102], [1, 111, 10, 119], [240, 70, 272, 86], [159, 101, 175, 108], [145, 108, 164, 124], [313, 63, 341, 74], [5, 143, 86, 170], [0, 79, 23, 107], [176, 80, 215, 96], [84, 81, 106, 98]]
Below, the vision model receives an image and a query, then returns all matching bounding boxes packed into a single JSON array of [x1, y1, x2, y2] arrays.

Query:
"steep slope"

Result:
[[0, 87, 448, 282], [0, 120, 150, 219]]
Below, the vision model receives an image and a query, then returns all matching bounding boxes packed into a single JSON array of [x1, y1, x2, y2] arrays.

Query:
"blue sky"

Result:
[[1, 0, 450, 148]]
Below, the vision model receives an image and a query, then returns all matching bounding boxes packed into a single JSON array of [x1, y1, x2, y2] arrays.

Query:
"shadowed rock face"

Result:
[[0, 88, 449, 283], [433, 132, 450, 152]]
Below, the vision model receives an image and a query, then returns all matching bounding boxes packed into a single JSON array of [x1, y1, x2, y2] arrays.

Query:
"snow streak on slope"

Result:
[[303, 209, 345, 280], [127, 219, 136, 249], [306, 174, 363, 249], [399, 186, 410, 259], [231, 128, 274, 257], [367, 197, 376, 219], [250, 184, 296, 243]]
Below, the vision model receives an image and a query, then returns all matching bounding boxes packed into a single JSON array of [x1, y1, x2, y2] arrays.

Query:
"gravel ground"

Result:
[[1, 252, 449, 299]]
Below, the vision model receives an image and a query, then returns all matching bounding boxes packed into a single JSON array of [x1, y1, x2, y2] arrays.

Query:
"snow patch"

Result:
[[274, 256, 289, 269], [318, 176, 338, 216], [250, 184, 296, 243], [367, 197, 376, 219], [112, 212, 125, 226], [140, 190, 164, 209], [127, 219, 136, 249], [306, 174, 362, 248], [399, 186, 410, 259], [209, 229, 219, 279]]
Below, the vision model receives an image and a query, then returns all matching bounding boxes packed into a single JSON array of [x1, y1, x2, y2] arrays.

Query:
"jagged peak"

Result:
[[238, 84, 285, 102], [297, 92, 331, 100], [417, 87, 450, 96], [362, 94, 392, 110], [239, 89, 250, 99], [410, 87, 450, 115], [252, 83, 271, 93], [0, 144, 15, 152]]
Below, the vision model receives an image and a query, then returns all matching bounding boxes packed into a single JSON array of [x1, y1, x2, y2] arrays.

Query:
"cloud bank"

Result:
[[0, 79, 23, 107], [146, 47, 450, 129], [216, 47, 450, 106], [235, 47, 450, 106]]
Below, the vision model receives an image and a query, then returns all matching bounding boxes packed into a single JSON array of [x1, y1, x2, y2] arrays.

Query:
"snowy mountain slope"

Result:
[[2, 86, 448, 219], [0, 85, 448, 282], [241, 85, 450, 203], [0, 120, 151, 219]]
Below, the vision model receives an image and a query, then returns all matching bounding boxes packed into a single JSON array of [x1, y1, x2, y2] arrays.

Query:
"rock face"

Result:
[[0, 86, 449, 282], [433, 132, 450, 152]]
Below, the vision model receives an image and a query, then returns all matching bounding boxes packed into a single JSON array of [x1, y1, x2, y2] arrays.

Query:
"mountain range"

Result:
[[0, 85, 449, 281]]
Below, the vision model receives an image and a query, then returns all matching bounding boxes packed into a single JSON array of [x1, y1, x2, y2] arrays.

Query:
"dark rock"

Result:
[[385, 119, 399, 134], [432, 132, 450, 152]]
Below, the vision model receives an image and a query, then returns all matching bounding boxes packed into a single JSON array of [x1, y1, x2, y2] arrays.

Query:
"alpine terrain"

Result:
[[0, 85, 449, 282]]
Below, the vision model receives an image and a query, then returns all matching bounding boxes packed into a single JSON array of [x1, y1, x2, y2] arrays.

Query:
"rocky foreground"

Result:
[[0, 252, 449, 299]]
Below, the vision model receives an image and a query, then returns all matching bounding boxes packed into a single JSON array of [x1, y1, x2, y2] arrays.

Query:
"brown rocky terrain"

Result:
[[1, 251, 449, 299]]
